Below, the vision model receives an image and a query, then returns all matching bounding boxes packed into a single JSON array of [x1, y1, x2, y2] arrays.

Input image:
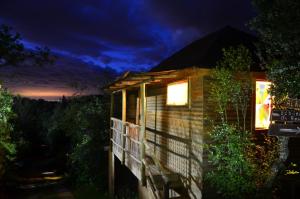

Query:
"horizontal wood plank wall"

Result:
[[145, 73, 204, 198]]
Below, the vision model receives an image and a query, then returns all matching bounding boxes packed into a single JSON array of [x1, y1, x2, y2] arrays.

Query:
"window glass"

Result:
[[167, 80, 188, 106], [255, 81, 271, 129]]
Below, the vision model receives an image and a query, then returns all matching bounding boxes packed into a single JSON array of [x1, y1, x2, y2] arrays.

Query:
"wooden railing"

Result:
[[125, 122, 141, 164], [111, 117, 187, 198], [111, 117, 124, 161], [111, 117, 142, 180]]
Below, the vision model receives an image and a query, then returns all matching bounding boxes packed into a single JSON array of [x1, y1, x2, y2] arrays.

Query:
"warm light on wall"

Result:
[[255, 81, 271, 129], [167, 80, 188, 106]]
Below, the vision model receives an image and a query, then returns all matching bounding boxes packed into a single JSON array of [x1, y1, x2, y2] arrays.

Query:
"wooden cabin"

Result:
[[106, 27, 271, 199]]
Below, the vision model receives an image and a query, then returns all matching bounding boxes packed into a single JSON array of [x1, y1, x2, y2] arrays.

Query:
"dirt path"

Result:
[[1, 169, 74, 199], [5, 183, 74, 199], [1, 145, 74, 199]]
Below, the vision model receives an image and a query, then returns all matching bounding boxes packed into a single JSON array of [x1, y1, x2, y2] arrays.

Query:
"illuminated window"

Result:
[[255, 81, 271, 129], [167, 80, 188, 106]]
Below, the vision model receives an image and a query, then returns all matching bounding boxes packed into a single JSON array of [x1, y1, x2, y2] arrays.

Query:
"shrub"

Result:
[[47, 95, 110, 189], [206, 124, 256, 198], [249, 134, 279, 193], [0, 86, 16, 180]]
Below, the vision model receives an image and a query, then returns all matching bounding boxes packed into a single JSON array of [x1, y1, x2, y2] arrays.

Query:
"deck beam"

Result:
[[109, 93, 115, 198]]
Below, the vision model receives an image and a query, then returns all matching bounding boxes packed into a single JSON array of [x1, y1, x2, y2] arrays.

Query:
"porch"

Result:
[[110, 116, 188, 199]]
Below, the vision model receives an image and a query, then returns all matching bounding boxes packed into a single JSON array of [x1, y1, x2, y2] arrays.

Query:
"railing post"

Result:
[[140, 83, 146, 186], [122, 89, 127, 164], [122, 123, 127, 164]]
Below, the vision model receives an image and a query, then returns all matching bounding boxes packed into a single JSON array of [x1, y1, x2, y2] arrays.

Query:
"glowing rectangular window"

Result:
[[255, 81, 271, 129], [167, 80, 188, 106]]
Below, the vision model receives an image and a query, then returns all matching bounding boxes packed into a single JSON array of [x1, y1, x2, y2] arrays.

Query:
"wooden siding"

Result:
[[145, 74, 204, 198], [127, 91, 138, 123]]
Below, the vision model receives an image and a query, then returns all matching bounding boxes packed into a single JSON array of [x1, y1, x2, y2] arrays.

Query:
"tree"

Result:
[[0, 24, 54, 67], [205, 46, 255, 198], [250, 0, 300, 193], [250, 0, 300, 101], [0, 23, 54, 181], [205, 46, 279, 198], [209, 45, 252, 130], [46, 96, 110, 188]]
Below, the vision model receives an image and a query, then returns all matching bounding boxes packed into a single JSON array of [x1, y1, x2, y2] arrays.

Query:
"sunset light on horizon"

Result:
[[12, 87, 75, 101]]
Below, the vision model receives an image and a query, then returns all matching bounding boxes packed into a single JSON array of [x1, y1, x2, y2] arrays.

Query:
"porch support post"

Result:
[[108, 93, 115, 198], [110, 93, 114, 150], [108, 148, 115, 198], [140, 83, 146, 186], [122, 89, 127, 122], [122, 89, 127, 164]]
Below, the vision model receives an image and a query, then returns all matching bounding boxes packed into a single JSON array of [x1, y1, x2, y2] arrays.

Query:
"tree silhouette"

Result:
[[250, 0, 300, 100], [0, 24, 55, 67]]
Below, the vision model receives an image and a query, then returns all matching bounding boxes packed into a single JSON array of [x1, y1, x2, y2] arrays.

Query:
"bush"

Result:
[[251, 134, 279, 187], [47, 95, 110, 189], [206, 124, 256, 198], [12, 97, 57, 156], [0, 86, 16, 180]]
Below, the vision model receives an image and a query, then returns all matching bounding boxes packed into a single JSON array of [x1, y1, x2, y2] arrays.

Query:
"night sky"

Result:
[[0, 0, 256, 100]]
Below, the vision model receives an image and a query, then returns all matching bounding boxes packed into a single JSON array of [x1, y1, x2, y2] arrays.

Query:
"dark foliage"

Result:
[[0, 87, 15, 180], [12, 97, 57, 156], [205, 46, 279, 198], [46, 95, 110, 188], [250, 0, 300, 100], [11, 95, 110, 192]]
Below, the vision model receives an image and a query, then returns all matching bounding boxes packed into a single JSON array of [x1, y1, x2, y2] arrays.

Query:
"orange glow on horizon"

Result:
[[18, 90, 73, 97], [10, 87, 76, 101]]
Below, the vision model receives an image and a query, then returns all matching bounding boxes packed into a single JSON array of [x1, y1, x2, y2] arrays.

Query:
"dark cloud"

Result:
[[0, 55, 117, 100], [0, 0, 256, 71], [145, 0, 255, 33]]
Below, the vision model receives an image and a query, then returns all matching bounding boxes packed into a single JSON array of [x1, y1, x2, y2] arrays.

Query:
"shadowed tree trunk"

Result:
[[267, 137, 289, 188]]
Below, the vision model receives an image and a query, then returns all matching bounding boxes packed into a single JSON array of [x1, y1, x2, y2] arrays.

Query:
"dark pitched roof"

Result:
[[150, 26, 262, 72]]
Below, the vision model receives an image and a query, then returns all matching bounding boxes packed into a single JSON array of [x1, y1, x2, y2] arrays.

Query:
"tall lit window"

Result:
[[255, 81, 271, 129], [167, 80, 188, 106]]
